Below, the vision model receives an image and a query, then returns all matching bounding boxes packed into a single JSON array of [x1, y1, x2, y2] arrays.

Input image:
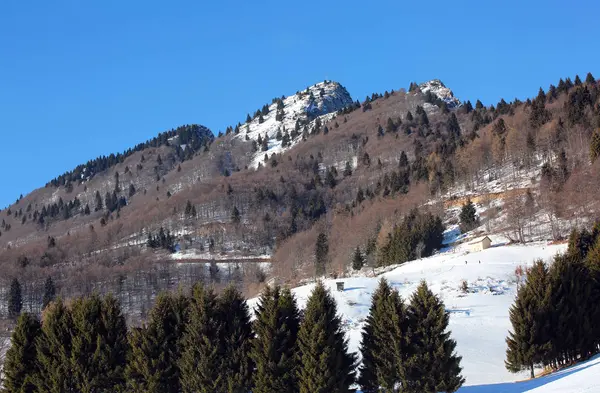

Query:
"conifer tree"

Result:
[[589, 129, 600, 162], [352, 246, 365, 271], [3, 313, 41, 393], [358, 279, 407, 393], [126, 292, 189, 393], [586, 72, 595, 84], [231, 206, 241, 224], [219, 285, 254, 393], [42, 276, 56, 309], [70, 293, 128, 392], [179, 283, 224, 393], [343, 161, 352, 177], [35, 298, 75, 393], [251, 286, 300, 393], [459, 199, 479, 233], [296, 281, 356, 393], [404, 281, 464, 392], [8, 278, 22, 319], [315, 232, 329, 276]]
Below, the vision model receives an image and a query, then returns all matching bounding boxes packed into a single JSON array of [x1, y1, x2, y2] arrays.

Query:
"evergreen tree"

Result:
[[343, 161, 352, 177], [42, 276, 56, 309], [70, 293, 128, 392], [3, 313, 41, 393], [589, 129, 600, 162], [358, 279, 407, 393], [459, 199, 479, 233], [219, 286, 254, 393], [404, 281, 464, 392], [352, 246, 365, 271], [315, 232, 329, 276], [296, 282, 356, 393], [8, 278, 22, 319], [251, 286, 300, 393], [585, 72, 595, 84], [35, 298, 75, 393], [231, 206, 241, 224], [179, 283, 224, 393], [126, 292, 189, 393]]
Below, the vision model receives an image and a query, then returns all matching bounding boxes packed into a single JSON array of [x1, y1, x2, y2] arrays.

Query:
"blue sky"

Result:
[[1, 0, 598, 208]]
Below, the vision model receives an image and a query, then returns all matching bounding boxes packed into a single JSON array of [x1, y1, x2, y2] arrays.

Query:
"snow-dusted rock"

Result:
[[419, 79, 461, 109]]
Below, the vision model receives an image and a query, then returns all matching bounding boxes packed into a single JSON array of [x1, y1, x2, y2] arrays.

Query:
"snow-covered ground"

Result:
[[247, 237, 600, 392]]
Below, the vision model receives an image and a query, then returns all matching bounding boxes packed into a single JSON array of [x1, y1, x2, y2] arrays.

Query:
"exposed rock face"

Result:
[[419, 79, 461, 109]]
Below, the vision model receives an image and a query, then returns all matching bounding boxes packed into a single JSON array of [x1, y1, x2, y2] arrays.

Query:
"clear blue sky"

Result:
[[1, 0, 598, 208]]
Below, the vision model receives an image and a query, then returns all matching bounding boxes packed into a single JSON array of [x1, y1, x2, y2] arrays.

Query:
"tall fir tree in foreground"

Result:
[[179, 284, 224, 393], [404, 281, 464, 393], [359, 279, 407, 393], [35, 298, 75, 393], [2, 313, 41, 393], [505, 260, 552, 378], [219, 285, 254, 393], [8, 278, 22, 319], [126, 292, 189, 393], [69, 293, 128, 392], [296, 281, 356, 393], [251, 285, 300, 393]]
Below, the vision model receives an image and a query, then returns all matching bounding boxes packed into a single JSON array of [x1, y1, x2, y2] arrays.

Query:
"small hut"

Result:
[[467, 236, 492, 252]]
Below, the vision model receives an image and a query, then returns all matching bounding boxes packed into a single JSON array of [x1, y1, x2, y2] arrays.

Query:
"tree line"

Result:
[[3, 279, 463, 393], [506, 223, 600, 378]]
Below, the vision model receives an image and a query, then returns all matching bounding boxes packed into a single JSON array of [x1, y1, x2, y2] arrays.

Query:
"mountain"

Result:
[[419, 79, 461, 108], [0, 72, 599, 325]]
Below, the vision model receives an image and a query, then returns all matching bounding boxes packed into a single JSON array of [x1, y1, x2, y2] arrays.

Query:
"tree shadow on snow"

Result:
[[458, 354, 600, 393]]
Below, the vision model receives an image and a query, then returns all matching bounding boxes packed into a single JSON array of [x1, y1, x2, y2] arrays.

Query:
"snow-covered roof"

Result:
[[467, 235, 492, 245]]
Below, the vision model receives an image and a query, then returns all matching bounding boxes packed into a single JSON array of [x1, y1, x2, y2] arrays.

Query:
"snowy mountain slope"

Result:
[[419, 79, 461, 109], [248, 239, 569, 389], [234, 80, 353, 168]]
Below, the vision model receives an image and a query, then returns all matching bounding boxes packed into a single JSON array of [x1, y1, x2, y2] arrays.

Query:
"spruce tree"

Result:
[[352, 246, 365, 271], [589, 129, 600, 162], [586, 72, 595, 84], [179, 283, 224, 393], [69, 293, 128, 392], [404, 281, 464, 392], [8, 278, 22, 319], [315, 232, 329, 276], [296, 281, 356, 393], [126, 292, 189, 393], [42, 276, 56, 309], [35, 298, 75, 393], [219, 285, 254, 393], [459, 199, 479, 233], [251, 286, 300, 393], [3, 313, 41, 393], [359, 279, 407, 393]]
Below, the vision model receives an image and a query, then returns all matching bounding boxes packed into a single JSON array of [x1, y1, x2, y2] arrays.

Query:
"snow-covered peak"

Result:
[[235, 80, 353, 168], [418, 79, 461, 109]]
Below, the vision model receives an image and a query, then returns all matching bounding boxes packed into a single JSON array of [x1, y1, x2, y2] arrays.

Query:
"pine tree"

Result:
[[296, 282, 356, 393], [2, 313, 41, 393], [8, 278, 22, 319], [219, 286, 254, 393], [589, 129, 600, 162], [459, 199, 479, 233], [231, 206, 241, 224], [352, 246, 365, 271], [315, 232, 329, 276], [251, 286, 300, 393], [343, 161, 352, 177], [404, 281, 464, 392], [586, 72, 595, 84], [179, 283, 224, 393], [70, 293, 128, 392], [358, 279, 407, 393], [42, 276, 56, 309], [126, 292, 189, 393], [35, 298, 75, 393]]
